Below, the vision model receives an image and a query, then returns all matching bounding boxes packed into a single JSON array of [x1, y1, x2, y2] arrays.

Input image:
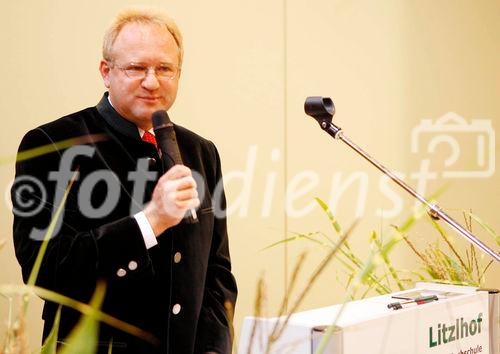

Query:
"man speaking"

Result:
[[11, 8, 237, 354]]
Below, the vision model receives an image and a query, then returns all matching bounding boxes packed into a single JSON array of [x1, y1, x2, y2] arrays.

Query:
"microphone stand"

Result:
[[304, 96, 500, 262]]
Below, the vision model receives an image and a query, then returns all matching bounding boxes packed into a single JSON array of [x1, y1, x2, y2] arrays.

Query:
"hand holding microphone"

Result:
[[144, 110, 199, 236], [144, 164, 200, 235]]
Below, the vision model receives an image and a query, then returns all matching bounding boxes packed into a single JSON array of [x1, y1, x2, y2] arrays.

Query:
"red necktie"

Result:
[[142, 131, 158, 149]]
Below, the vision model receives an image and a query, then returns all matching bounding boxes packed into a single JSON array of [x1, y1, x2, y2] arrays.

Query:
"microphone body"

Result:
[[152, 110, 198, 224]]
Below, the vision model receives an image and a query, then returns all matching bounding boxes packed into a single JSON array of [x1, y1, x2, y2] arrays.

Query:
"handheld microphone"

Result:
[[152, 110, 198, 224]]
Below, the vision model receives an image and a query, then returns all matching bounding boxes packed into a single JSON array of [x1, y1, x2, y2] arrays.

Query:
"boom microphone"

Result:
[[152, 110, 198, 224]]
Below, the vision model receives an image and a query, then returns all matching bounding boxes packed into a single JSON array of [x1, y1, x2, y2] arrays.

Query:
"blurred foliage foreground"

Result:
[[248, 197, 499, 354], [1, 150, 156, 354]]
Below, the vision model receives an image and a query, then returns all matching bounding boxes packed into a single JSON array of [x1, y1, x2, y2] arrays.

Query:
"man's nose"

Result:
[[141, 70, 160, 90]]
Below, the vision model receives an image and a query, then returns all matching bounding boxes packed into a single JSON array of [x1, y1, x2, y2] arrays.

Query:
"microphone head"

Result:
[[152, 110, 172, 129]]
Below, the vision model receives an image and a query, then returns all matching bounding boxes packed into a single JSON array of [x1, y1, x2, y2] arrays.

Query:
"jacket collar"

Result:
[[96, 92, 141, 141]]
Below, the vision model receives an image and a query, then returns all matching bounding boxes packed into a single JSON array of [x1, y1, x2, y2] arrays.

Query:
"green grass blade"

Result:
[[59, 282, 107, 354], [270, 222, 356, 345], [1, 134, 108, 165], [371, 231, 404, 290], [0, 284, 158, 345], [398, 269, 427, 281], [40, 306, 62, 354], [466, 212, 500, 246], [261, 232, 322, 251], [398, 185, 448, 233], [315, 197, 342, 234], [27, 171, 78, 287], [428, 218, 467, 271], [108, 338, 113, 354], [316, 231, 337, 247]]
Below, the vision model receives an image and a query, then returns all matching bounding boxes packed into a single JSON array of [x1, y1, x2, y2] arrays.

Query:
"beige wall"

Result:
[[1, 0, 498, 351]]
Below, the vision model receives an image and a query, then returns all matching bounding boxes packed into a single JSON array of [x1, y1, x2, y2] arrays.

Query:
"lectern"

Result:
[[239, 283, 499, 354]]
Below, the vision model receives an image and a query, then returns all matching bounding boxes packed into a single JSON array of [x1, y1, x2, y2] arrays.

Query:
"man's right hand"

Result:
[[144, 164, 200, 236]]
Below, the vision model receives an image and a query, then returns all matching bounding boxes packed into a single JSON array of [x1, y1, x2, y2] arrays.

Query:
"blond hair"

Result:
[[103, 8, 184, 67]]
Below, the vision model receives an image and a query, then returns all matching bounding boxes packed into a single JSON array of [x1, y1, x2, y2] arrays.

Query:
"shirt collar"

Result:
[[137, 127, 155, 138]]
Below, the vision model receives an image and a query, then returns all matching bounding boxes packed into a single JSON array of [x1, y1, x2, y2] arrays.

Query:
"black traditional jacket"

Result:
[[12, 94, 237, 353]]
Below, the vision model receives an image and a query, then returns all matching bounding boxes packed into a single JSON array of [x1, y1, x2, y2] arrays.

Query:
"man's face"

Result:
[[100, 23, 180, 130]]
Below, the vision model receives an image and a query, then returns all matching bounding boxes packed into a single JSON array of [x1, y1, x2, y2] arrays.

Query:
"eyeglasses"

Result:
[[110, 62, 179, 80]]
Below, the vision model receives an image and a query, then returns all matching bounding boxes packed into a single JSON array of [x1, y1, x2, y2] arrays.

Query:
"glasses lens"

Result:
[[156, 65, 177, 79], [119, 63, 177, 80], [124, 64, 147, 79]]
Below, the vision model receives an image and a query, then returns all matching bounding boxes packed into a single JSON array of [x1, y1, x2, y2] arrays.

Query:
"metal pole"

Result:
[[305, 96, 500, 262]]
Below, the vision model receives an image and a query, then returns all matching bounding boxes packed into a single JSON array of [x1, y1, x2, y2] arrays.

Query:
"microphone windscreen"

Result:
[[152, 110, 172, 129], [151, 110, 198, 224], [152, 110, 183, 166]]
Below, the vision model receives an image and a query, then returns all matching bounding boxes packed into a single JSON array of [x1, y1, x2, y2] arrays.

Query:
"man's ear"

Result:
[[99, 60, 111, 88]]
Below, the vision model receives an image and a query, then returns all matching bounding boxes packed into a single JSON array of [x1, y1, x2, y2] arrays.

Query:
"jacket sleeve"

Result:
[[195, 142, 238, 354], [11, 127, 154, 304]]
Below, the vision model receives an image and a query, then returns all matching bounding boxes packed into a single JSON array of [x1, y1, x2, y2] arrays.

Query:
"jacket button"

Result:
[[116, 268, 127, 277], [172, 304, 181, 315], [128, 261, 138, 270], [173, 252, 182, 264]]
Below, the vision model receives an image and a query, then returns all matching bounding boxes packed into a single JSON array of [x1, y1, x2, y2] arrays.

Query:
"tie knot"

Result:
[[142, 131, 158, 149]]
